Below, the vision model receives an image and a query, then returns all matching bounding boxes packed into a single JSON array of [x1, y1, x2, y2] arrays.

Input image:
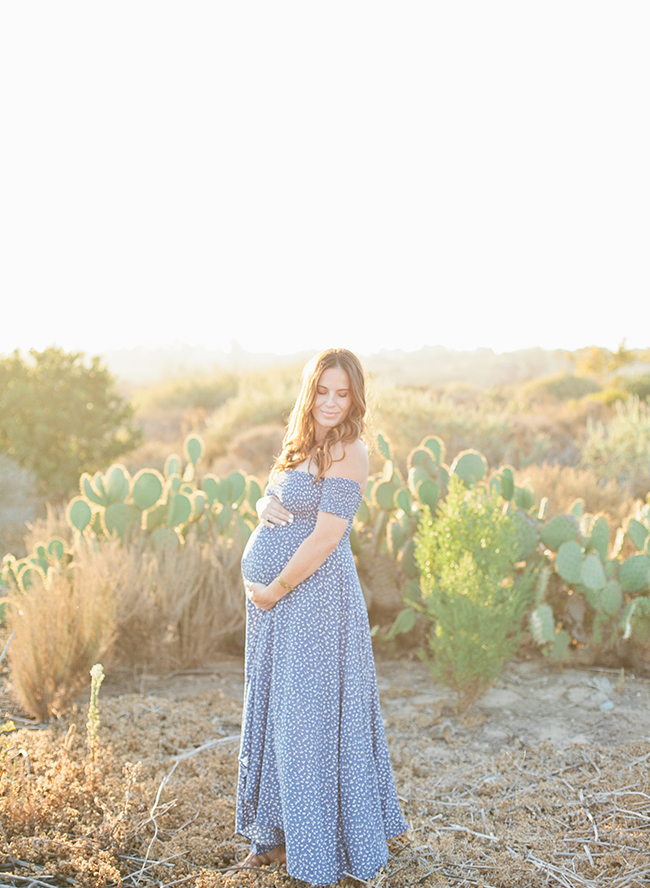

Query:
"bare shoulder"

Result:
[[325, 439, 368, 487]]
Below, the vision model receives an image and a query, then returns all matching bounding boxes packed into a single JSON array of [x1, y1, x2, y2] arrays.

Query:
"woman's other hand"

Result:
[[257, 495, 294, 528], [244, 580, 282, 611]]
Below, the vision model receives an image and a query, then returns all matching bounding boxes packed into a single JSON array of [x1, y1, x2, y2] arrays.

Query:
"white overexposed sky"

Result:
[[1, 2, 648, 359]]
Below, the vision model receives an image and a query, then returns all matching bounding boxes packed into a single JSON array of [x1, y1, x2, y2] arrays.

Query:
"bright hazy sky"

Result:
[[1, 2, 648, 359]]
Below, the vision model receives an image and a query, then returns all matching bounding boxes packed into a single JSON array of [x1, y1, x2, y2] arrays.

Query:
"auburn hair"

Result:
[[271, 348, 366, 481]]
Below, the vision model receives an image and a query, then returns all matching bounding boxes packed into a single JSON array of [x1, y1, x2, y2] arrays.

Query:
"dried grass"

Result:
[[1, 680, 648, 888], [111, 533, 245, 669], [5, 526, 246, 719], [514, 463, 632, 525], [6, 552, 116, 720]]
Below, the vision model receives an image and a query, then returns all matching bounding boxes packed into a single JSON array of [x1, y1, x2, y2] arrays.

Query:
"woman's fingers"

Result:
[[262, 505, 294, 527]]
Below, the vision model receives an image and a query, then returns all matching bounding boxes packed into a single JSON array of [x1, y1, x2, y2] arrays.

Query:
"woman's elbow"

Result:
[[313, 530, 345, 557]]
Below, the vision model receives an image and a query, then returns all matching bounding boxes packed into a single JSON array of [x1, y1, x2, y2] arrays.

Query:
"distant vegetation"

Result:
[[0, 347, 142, 500], [3, 342, 650, 717]]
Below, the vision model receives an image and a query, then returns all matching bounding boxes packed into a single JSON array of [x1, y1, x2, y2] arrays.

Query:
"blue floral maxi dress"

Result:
[[237, 471, 408, 886]]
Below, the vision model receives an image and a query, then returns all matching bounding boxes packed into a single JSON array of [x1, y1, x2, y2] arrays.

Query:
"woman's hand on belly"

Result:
[[257, 495, 294, 529], [244, 580, 283, 611]]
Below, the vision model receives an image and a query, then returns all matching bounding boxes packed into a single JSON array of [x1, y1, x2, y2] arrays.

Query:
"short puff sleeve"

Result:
[[318, 476, 363, 521]]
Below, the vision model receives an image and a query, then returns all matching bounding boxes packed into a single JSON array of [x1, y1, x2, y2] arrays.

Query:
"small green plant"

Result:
[[86, 663, 105, 768], [415, 476, 537, 705]]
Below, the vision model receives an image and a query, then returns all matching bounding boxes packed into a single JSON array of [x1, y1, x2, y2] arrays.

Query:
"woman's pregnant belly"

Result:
[[241, 519, 314, 586]]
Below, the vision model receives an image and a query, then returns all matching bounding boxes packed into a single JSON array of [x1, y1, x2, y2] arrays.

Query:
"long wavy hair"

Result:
[[271, 348, 366, 481]]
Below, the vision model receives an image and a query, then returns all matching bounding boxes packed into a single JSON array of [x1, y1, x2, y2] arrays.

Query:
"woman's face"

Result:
[[312, 366, 352, 440]]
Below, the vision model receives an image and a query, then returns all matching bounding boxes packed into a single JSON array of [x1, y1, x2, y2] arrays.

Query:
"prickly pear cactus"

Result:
[[626, 518, 649, 551], [499, 466, 515, 501], [580, 552, 606, 591], [67, 497, 93, 532], [184, 434, 204, 466], [619, 553, 650, 593], [514, 483, 536, 512], [512, 511, 539, 560], [450, 449, 487, 486], [556, 540, 584, 585], [540, 515, 580, 551], [132, 469, 165, 510], [588, 516, 610, 563]]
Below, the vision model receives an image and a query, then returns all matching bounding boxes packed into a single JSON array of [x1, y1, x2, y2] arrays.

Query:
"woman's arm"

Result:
[[245, 440, 368, 611], [245, 510, 349, 609]]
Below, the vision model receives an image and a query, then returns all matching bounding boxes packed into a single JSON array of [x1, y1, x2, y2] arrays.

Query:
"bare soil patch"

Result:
[[1, 656, 649, 887]]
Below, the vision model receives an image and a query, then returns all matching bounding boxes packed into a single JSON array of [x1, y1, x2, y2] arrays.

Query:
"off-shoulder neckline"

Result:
[[287, 469, 362, 491]]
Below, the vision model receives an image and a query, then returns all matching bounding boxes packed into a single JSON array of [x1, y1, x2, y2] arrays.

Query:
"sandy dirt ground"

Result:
[[2, 656, 650, 887]]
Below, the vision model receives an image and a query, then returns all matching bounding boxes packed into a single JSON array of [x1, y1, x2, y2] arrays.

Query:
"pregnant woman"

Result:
[[234, 347, 408, 885]]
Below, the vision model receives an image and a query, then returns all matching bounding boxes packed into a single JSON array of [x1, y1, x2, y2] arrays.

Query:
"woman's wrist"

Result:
[[269, 574, 295, 601], [276, 574, 295, 593]]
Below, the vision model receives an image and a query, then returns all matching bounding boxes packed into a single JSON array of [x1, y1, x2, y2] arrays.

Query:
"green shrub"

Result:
[[520, 373, 601, 403], [579, 396, 650, 497], [133, 368, 240, 413], [0, 347, 142, 499], [415, 476, 537, 705]]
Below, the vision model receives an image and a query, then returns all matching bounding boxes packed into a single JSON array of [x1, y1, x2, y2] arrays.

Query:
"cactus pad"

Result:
[[513, 511, 539, 560], [105, 464, 130, 504], [421, 435, 445, 465], [619, 553, 650, 592], [499, 466, 515, 501], [570, 498, 585, 519], [450, 450, 487, 486], [408, 466, 430, 497], [626, 518, 649, 551], [374, 481, 398, 511], [132, 469, 164, 511], [530, 603, 555, 645], [67, 497, 93, 533], [556, 540, 584, 585], [164, 454, 181, 479], [408, 447, 437, 475], [226, 472, 246, 504], [167, 492, 192, 527], [142, 501, 168, 532], [356, 499, 370, 525], [201, 475, 220, 506], [600, 579, 623, 616], [81, 473, 106, 506], [184, 434, 204, 466], [580, 552, 606, 591], [103, 502, 140, 539], [47, 538, 66, 561], [247, 478, 263, 509], [396, 488, 411, 514], [589, 516, 610, 563], [514, 484, 536, 512], [540, 515, 580, 551], [388, 520, 408, 559], [377, 433, 392, 460], [416, 479, 439, 514]]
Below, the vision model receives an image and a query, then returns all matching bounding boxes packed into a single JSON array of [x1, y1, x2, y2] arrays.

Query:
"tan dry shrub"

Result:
[[514, 463, 632, 525], [6, 548, 116, 720], [109, 534, 246, 669], [22, 502, 70, 554], [209, 421, 284, 479]]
